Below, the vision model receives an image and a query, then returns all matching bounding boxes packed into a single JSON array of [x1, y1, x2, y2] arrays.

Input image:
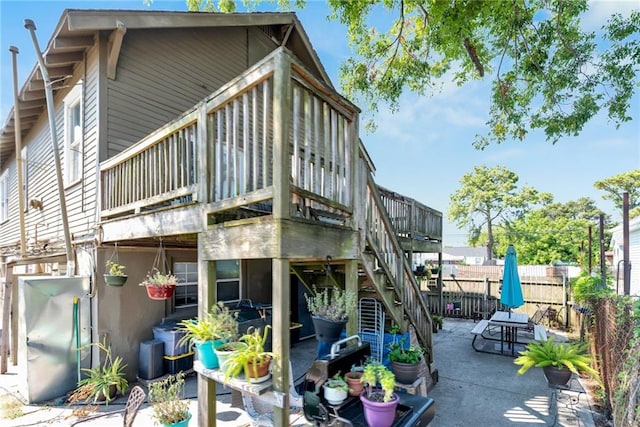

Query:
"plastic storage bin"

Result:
[[153, 321, 189, 356], [164, 352, 194, 375], [139, 339, 164, 380]]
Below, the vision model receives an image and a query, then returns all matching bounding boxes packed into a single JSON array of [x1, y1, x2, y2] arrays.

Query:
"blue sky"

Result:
[[1, 0, 638, 246]]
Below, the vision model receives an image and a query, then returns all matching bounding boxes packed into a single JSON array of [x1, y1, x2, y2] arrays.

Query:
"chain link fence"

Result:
[[591, 298, 639, 427]]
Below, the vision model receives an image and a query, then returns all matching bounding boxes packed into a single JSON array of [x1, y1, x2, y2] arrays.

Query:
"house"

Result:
[[610, 216, 640, 296], [0, 9, 442, 423], [420, 246, 488, 266]]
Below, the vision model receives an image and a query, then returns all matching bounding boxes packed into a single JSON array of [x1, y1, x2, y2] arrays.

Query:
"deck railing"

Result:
[[377, 186, 442, 241], [364, 169, 433, 359], [100, 49, 357, 219]]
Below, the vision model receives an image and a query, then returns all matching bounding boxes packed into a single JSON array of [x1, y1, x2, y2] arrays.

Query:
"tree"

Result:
[[448, 165, 552, 260], [148, 2, 639, 148], [594, 170, 640, 216], [492, 198, 607, 266]]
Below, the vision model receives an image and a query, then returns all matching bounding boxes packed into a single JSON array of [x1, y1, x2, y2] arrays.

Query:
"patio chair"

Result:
[[69, 385, 146, 427]]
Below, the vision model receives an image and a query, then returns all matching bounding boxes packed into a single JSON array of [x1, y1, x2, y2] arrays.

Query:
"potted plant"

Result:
[[431, 315, 443, 333], [104, 260, 127, 286], [359, 360, 399, 427], [387, 328, 426, 384], [305, 285, 357, 342], [76, 342, 129, 404], [177, 302, 239, 369], [323, 373, 349, 405], [148, 372, 191, 427], [514, 337, 598, 386], [140, 268, 178, 300], [345, 365, 364, 396], [223, 326, 273, 384]]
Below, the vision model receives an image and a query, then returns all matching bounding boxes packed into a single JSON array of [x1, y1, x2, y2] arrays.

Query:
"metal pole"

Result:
[[9, 46, 27, 259], [622, 192, 631, 295], [24, 19, 74, 275], [599, 214, 606, 288]]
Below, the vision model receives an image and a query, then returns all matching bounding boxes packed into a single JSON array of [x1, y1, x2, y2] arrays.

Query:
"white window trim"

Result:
[[64, 82, 83, 186], [21, 146, 27, 212], [0, 170, 8, 223]]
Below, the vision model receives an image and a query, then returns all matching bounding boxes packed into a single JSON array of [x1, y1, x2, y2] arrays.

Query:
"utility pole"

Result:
[[623, 192, 630, 295]]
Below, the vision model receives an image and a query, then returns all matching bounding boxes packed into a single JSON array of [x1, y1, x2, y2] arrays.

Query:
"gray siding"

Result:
[[0, 44, 100, 251], [106, 27, 250, 154]]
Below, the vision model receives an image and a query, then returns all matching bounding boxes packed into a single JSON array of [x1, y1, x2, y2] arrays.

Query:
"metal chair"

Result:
[[70, 385, 146, 427]]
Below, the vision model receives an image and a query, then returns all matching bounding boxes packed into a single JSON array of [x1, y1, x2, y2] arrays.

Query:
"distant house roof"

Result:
[[442, 247, 487, 258]]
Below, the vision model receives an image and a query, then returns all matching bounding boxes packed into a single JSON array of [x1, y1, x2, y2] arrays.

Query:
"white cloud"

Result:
[[582, 1, 637, 32]]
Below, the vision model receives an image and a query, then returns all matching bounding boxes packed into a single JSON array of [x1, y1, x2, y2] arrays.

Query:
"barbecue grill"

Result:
[[302, 336, 435, 426]]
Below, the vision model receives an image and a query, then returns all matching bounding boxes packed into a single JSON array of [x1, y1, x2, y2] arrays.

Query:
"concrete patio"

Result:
[[0, 318, 600, 426]]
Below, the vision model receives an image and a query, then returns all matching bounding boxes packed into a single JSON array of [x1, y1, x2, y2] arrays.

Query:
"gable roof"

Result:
[[0, 9, 333, 168]]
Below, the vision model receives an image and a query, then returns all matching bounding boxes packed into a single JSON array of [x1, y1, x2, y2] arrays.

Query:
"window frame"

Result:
[[0, 170, 8, 222], [63, 82, 83, 186]]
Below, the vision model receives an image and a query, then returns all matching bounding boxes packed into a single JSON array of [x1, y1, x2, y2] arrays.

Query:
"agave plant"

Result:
[[514, 338, 598, 378]]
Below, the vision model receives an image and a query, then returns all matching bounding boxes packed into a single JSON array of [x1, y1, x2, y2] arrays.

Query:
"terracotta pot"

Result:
[[145, 284, 176, 300], [245, 357, 271, 379], [345, 371, 364, 396]]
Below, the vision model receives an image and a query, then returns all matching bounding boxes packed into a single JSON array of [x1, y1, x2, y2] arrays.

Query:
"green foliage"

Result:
[[105, 260, 126, 276], [305, 285, 357, 322], [361, 359, 396, 403], [178, 301, 239, 344], [330, 1, 639, 147], [140, 269, 178, 287], [76, 342, 129, 404], [387, 327, 426, 364], [514, 338, 598, 379], [448, 165, 552, 258], [594, 170, 640, 215], [491, 204, 606, 266], [325, 373, 349, 393], [148, 373, 190, 425], [223, 326, 274, 383], [572, 271, 614, 306]]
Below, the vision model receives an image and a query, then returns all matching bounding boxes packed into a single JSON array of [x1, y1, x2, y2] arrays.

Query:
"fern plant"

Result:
[[514, 338, 598, 378]]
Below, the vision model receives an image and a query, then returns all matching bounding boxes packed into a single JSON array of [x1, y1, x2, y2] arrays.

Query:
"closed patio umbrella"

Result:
[[500, 244, 524, 317]]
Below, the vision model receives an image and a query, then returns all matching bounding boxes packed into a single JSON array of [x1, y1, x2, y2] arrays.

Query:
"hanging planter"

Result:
[[141, 269, 178, 301], [104, 244, 128, 287], [141, 239, 177, 300]]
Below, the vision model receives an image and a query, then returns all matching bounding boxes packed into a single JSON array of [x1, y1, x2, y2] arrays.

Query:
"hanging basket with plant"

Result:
[[104, 243, 127, 287], [141, 239, 178, 300]]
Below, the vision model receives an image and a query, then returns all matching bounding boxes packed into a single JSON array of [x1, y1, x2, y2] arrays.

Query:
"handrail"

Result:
[[364, 169, 433, 361]]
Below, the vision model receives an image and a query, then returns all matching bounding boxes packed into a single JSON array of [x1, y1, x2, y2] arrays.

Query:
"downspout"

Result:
[[9, 46, 27, 259], [24, 19, 74, 276]]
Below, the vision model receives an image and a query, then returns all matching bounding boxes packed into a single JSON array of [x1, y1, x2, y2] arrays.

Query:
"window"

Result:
[[173, 260, 241, 309], [21, 146, 27, 211], [173, 262, 198, 308], [216, 260, 241, 302], [0, 171, 7, 222], [64, 83, 83, 185]]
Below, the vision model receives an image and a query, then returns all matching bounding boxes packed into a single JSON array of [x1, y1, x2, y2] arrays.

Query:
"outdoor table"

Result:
[[489, 311, 529, 356]]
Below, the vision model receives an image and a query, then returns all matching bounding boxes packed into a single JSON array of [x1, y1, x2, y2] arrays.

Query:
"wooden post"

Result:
[[197, 250, 217, 427], [271, 47, 292, 426], [345, 260, 358, 336]]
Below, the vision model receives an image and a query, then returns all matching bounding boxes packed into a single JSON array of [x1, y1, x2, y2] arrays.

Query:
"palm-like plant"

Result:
[[514, 338, 598, 378], [76, 342, 129, 404], [177, 301, 239, 345], [223, 326, 273, 383]]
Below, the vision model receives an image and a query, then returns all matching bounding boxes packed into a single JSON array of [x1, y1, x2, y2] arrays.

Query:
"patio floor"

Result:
[[0, 318, 600, 426]]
